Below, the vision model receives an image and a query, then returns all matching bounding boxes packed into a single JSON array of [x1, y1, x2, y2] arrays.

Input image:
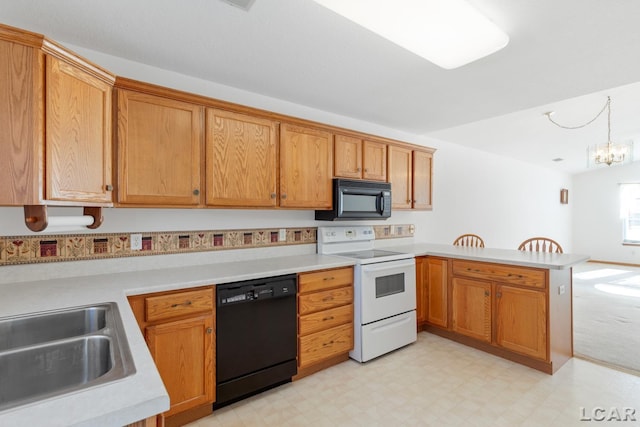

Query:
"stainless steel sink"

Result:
[[0, 303, 135, 411], [0, 305, 107, 351]]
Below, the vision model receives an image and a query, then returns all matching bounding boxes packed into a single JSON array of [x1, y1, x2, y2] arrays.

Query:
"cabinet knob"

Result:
[[206, 327, 213, 334], [357, 167, 361, 172], [193, 189, 200, 196], [496, 292, 502, 298], [364, 168, 368, 172], [105, 184, 113, 191], [270, 192, 277, 199], [281, 193, 287, 199], [484, 290, 490, 297]]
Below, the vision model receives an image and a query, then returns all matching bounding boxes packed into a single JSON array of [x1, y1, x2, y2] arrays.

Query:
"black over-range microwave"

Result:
[[315, 178, 391, 221]]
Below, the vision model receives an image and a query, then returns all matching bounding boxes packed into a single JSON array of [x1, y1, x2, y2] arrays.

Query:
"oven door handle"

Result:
[[360, 257, 415, 272]]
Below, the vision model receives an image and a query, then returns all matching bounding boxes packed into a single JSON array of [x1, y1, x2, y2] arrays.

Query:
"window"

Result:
[[620, 183, 640, 244]]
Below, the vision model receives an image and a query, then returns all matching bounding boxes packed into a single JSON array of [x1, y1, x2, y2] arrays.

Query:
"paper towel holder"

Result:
[[24, 205, 104, 232]]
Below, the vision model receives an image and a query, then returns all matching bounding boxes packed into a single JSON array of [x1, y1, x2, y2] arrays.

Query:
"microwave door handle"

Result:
[[380, 196, 384, 213]]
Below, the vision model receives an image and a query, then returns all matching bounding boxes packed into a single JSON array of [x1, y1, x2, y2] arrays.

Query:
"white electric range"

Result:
[[317, 226, 417, 362]]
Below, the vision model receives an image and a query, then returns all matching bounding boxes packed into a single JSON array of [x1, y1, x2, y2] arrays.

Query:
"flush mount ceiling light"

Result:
[[544, 96, 633, 168], [311, 0, 509, 69], [218, 0, 256, 11]]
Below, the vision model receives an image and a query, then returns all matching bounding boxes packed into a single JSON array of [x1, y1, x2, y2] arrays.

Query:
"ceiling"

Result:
[[2, 0, 640, 174]]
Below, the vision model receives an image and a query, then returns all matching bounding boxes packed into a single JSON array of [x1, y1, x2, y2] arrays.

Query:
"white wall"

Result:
[[572, 161, 640, 263], [0, 46, 572, 261]]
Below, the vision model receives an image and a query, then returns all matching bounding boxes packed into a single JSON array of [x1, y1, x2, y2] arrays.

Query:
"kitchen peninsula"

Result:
[[385, 242, 589, 375]]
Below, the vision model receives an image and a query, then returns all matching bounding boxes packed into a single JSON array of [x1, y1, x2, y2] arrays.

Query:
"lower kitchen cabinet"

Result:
[[495, 284, 547, 359], [296, 266, 354, 378], [417, 256, 449, 329], [128, 286, 215, 427], [451, 277, 492, 343], [423, 258, 571, 374]]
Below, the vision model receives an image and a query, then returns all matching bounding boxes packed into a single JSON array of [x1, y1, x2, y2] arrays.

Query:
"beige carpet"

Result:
[[573, 262, 640, 374]]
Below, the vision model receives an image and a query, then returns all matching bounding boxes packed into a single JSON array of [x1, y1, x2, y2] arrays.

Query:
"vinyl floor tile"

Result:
[[188, 333, 640, 426]]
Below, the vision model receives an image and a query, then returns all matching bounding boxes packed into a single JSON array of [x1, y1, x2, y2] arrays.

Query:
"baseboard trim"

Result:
[[574, 353, 640, 377], [587, 260, 640, 268]]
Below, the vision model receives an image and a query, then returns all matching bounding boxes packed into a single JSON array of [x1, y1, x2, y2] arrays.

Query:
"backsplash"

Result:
[[0, 224, 414, 266]]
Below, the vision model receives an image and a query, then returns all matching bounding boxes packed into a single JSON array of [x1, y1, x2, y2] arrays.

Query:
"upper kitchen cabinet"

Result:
[[280, 123, 332, 209], [388, 145, 434, 210], [115, 83, 204, 206], [388, 145, 412, 209], [206, 109, 278, 207], [412, 149, 433, 210], [0, 24, 114, 207], [334, 135, 387, 181]]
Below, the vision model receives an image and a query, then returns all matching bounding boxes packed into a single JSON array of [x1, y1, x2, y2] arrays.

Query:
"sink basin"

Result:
[[0, 306, 107, 351], [0, 303, 135, 412]]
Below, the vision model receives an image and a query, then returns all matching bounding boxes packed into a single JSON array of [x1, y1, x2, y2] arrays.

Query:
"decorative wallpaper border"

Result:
[[0, 224, 414, 266]]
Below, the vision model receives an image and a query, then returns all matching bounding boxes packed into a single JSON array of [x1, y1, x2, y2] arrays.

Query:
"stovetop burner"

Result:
[[333, 249, 406, 260]]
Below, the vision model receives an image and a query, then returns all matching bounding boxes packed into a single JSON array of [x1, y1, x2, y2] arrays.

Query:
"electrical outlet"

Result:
[[130, 233, 142, 251], [279, 229, 287, 242]]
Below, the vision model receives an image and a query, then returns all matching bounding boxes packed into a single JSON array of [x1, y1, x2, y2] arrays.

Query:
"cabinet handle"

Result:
[[322, 316, 335, 321], [193, 189, 200, 196], [270, 192, 277, 199], [323, 276, 335, 281], [484, 290, 490, 297], [322, 296, 334, 302], [496, 292, 502, 298], [281, 193, 287, 199], [206, 327, 213, 334], [171, 300, 192, 308], [322, 340, 335, 347], [105, 184, 113, 191]]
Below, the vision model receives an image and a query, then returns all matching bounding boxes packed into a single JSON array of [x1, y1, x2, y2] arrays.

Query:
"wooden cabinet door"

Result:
[[0, 38, 43, 206], [280, 123, 332, 208], [334, 134, 362, 179], [388, 145, 412, 209], [116, 90, 203, 206], [146, 315, 215, 417], [362, 140, 387, 181], [412, 150, 432, 210], [451, 277, 491, 342], [415, 257, 428, 326], [46, 56, 113, 203], [206, 109, 277, 207], [426, 257, 448, 328], [496, 285, 547, 360]]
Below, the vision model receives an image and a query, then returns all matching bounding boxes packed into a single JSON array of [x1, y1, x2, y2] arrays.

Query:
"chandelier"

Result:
[[544, 96, 633, 167]]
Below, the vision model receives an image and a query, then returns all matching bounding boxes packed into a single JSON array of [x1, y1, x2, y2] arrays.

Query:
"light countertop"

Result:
[[380, 242, 590, 270], [0, 254, 355, 427]]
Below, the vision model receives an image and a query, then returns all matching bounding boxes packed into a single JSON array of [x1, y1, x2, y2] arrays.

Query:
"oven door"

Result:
[[357, 257, 416, 325]]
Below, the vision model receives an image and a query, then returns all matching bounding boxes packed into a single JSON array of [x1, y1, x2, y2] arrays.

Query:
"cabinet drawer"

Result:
[[452, 260, 546, 289], [299, 304, 353, 336], [299, 286, 353, 315], [299, 267, 353, 294], [299, 323, 353, 368], [145, 288, 214, 322]]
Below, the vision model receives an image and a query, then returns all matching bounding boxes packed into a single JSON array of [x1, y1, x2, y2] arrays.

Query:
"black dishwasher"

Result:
[[215, 273, 297, 407]]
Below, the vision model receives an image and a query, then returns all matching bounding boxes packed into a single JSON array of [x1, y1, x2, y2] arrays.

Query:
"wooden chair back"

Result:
[[517, 237, 563, 253], [453, 234, 485, 248]]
